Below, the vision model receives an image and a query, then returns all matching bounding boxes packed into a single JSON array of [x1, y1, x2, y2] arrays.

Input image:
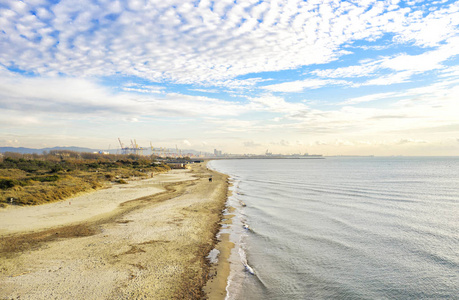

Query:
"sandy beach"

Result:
[[0, 163, 230, 299]]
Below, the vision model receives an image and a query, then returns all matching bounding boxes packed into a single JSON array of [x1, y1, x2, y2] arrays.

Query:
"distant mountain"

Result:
[[0, 146, 99, 154]]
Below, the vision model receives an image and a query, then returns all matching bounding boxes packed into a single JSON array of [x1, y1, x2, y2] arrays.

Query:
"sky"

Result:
[[1, 0, 458, 156]]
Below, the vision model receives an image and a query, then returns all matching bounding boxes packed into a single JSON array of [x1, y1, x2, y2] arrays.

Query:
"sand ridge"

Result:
[[0, 163, 229, 299]]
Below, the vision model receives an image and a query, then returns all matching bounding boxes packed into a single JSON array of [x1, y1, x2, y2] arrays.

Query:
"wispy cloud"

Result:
[[341, 92, 398, 105], [247, 95, 309, 114], [262, 79, 349, 92], [0, 68, 247, 120], [122, 83, 165, 94], [313, 36, 459, 86], [243, 140, 262, 148]]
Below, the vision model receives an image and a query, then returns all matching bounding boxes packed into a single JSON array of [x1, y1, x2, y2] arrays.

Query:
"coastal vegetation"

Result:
[[0, 151, 172, 206]]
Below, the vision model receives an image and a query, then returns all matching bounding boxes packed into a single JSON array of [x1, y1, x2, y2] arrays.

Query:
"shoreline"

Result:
[[0, 162, 231, 299], [203, 209, 236, 299]]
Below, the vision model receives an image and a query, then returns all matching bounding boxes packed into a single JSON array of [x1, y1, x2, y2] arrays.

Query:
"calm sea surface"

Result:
[[208, 157, 459, 299]]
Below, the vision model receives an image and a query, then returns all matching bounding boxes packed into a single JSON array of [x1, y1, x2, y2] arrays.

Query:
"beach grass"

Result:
[[0, 152, 172, 206]]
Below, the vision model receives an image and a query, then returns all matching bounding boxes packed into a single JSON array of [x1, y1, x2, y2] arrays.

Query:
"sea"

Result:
[[208, 157, 459, 300]]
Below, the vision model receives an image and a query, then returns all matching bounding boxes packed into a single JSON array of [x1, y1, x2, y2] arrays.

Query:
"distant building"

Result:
[[93, 151, 109, 155], [214, 149, 222, 156]]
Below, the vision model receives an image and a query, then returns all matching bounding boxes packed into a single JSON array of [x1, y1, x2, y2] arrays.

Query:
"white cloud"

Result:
[[271, 76, 459, 140], [122, 83, 165, 94], [243, 140, 262, 148], [314, 36, 459, 86], [2, 60, 457, 138], [1, 1, 458, 155], [0, 69, 250, 120], [206, 77, 269, 89], [439, 65, 459, 78], [312, 62, 380, 78], [124, 117, 139, 123], [395, 138, 428, 145], [270, 139, 291, 147], [190, 88, 220, 93], [361, 71, 413, 86], [0, 138, 20, 147], [248, 95, 309, 114], [381, 37, 459, 72], [0, 113, 41, 126], [335, 139, 354, 146], [262, 79, 348, 92], [1, 0, 457, 86], [204, 118, 262, 133], [393, 2, 459, 47], [341, 92, 398, 105]]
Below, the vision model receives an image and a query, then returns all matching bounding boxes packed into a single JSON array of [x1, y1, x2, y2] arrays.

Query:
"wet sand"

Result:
[[0, 163, 231, 299], [203, 211, 236, 299]]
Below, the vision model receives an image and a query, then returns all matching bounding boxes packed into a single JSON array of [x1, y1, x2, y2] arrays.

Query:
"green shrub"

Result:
[[50, 165, 64, 173], [31, 175, 60, 182], [0, 179, 17, 190], [105, 174, 114, 181]]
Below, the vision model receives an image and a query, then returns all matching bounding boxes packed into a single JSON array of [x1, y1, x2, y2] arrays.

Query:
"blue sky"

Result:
[[1, 0, 458, 155]]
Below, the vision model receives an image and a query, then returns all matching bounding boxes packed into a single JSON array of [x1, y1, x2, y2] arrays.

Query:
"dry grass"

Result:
[[0, 152, 174, 206], [1, 175, 101, 206], [0, 169, 27, 177], [0, 167, 171, 206]]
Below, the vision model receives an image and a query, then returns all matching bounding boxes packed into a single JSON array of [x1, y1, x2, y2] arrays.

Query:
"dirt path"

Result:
[[0, 170, 194, 235], [0, 163, 229, 299]]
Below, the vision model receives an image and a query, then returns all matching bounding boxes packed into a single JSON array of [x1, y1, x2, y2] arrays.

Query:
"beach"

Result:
[[0, 163, 230, 299]]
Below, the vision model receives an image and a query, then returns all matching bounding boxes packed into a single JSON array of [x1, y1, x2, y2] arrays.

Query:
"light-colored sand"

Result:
[[0, 170, 193, 235], [0, 164, 229, 299]]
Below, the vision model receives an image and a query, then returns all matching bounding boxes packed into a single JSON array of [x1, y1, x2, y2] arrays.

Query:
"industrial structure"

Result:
[[118, 138, 195, 158], [118, 138, 144, 155]]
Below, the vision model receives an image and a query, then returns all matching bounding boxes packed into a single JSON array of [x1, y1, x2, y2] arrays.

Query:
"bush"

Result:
[[105, 174, 114, 181], [87, 163, 99, 169], [31, 175, 60, 182], [50, 165, 64, 173], [0, 178, 16, 190]]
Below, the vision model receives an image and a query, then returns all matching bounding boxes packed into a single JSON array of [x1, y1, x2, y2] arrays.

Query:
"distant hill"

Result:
[[0, 146, 99, 154]]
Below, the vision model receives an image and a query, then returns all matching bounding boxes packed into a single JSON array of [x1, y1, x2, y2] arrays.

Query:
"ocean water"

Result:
[[208, 157, 459, 300]]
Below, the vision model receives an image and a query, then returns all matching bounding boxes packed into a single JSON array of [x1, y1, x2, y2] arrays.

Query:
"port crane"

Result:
[[118, 138, 144, 155]]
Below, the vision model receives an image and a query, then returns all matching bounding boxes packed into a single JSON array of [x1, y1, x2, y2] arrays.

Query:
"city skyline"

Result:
[[1, 0, 458, 156]]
